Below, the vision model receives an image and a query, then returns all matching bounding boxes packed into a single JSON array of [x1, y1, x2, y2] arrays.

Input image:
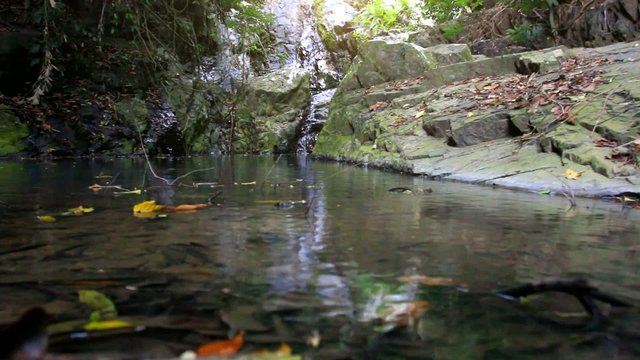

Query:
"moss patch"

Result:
[[0, 105, 28, 155]]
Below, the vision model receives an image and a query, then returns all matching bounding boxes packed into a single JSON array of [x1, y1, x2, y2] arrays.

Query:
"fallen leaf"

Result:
[[37, 215, 57, 222], [197, 331, 244, 357], [368, 101, 389, 112], [397, 275, 458, 286], [380, 300, 430, 325], [467, 112, 474, 117], [84, 320, 136, 331], [133, 200, 164, 214], [307, 330, 321, 348], [88, 184, 104, 191], [565, 169, 583, 180], [67, 205, 95, 215], [114, 189, 142, 195], [483, 84, 500, 90], [253, 342, 292, 356], [240, 181, 257, 186], [414, 110, 425, 119], [167, 204, 209, 212]]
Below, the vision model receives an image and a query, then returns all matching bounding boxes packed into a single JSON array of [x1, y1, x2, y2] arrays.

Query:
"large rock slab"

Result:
[[314, 40, 640, 197]]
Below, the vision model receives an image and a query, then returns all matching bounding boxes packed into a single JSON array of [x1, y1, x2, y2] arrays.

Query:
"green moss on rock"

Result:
[[0, 105, 28, 155]]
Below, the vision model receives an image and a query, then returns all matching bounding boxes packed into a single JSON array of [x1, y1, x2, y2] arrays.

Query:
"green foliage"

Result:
[[442, 22, 464, 41], [419, 0, 483, 24], [224, 1, 275, 68], [354, 0, 418, 39], [506, 22, 544, 45]]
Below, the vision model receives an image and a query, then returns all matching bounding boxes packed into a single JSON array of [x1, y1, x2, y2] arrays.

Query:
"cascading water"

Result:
[[297, 88, 336, 153]]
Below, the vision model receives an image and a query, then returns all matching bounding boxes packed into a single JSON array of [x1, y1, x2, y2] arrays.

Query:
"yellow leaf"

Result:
[[277, 342, 292, 355], [467, 112, 474, 117], [414, 110, 425, 119], [114, 189, 142, 195], [565, 169, 582, 180], [133, 200, 164, 213], [240, 181, 257, 185], [37, 215, 57, 222], [84, 320, 136, 331], [68, 205, 95, 215], [307, 330, 321, 348]]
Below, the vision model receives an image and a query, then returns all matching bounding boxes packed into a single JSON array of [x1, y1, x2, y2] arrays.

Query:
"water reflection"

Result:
[[1, 156, 639, 359]]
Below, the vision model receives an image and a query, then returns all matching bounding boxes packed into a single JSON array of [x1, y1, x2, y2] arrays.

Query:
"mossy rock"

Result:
[[0, 105, 28, 155], [115, 97, 149, 133]]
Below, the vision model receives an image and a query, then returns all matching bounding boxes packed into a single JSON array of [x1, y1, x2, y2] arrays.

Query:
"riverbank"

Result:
[[313, 41, 640, 197]]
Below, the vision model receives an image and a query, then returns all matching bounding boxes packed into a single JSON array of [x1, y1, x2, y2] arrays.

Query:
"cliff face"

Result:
[[313, 39, 640, 197]]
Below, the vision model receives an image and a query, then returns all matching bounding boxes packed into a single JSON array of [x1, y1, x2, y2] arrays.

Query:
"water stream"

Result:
[[1, 157, 639, 359]]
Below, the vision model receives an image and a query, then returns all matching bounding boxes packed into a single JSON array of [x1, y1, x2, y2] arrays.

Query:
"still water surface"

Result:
[[1, 156, 639, 359]]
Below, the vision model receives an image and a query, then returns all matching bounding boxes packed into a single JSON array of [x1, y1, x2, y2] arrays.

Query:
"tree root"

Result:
[[498, 278, 632, 329]]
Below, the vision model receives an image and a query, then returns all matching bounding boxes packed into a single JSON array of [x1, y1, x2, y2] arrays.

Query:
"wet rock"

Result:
[[235, 68, 311, 153]]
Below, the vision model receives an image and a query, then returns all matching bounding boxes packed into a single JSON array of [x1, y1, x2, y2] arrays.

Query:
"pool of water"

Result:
[[1, 156, 639, 359]]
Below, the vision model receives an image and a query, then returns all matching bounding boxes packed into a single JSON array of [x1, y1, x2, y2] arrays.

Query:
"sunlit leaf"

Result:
[[414, 110, 425, 119], [253, 342, 292, 356], [78, 290, 117, 321], [306, 330, 320, 348], [37, 215, 57, 222], [88, 183, 104, 191], [168, 203, 209, 212], [197, 331, 244, 356], [240, 181, 257, 185], [114, 189, 142, 195], [467, 112, 474, 117], [83, 319, 137, 331], [133, 200, 164, 213], [397, 275, 459, 286], [565, 168, 582, 180], [67, 205, 94, 215], [538, 189, 551, 195]]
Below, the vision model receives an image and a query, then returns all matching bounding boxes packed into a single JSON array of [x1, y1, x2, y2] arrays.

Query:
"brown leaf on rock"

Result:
[[594, 138, 617, 147], [369, 101, 389, 112]]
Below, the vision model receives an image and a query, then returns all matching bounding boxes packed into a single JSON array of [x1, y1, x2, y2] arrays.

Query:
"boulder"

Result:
[[407, 27, 447, 48], [450, 112, 517, 147], [340, 40, 438, 90], [235, 68, 311, 153]]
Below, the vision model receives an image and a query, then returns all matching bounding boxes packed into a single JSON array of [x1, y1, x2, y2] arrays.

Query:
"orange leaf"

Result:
[[197, 331, 244, 357], [168, 203, 209, 212]]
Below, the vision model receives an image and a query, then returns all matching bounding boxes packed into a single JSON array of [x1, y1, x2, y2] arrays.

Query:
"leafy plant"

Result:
[[442, 22, 464, 42], [506, 22, 544, 45], [354, 0, 418, 39], [419, 0, 483, 24]]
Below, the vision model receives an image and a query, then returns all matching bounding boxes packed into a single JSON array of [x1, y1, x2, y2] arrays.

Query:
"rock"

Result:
[[515, 47, 567, 75], [235, 68, 311, 153], [0, 105, 28, 156], [407, 27, 447, 48], [450, 112, 516, 146], [341, 39, 438, 90], [313, 40, 640, 196], [116, 97, 150, 133], [423, 44, 473, 65]]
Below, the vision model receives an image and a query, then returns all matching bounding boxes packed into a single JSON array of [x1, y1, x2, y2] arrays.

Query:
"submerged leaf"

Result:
[[397, 275, 459, 286], [83, 319, 137, 331], [67, 205, 95, 215], [168, 203, 209, 212], [114, 189, 142, 195], [78, 290, 117, 321], [380, 300, 430, 325], [565, 169, 583, 180], [37, 215, 57, 222], [197, 331, 244, 356], [133, 200, 164, 213]]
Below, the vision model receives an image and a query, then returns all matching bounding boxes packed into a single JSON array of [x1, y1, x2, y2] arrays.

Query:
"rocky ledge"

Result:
[[313, 39, 640, 197]]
